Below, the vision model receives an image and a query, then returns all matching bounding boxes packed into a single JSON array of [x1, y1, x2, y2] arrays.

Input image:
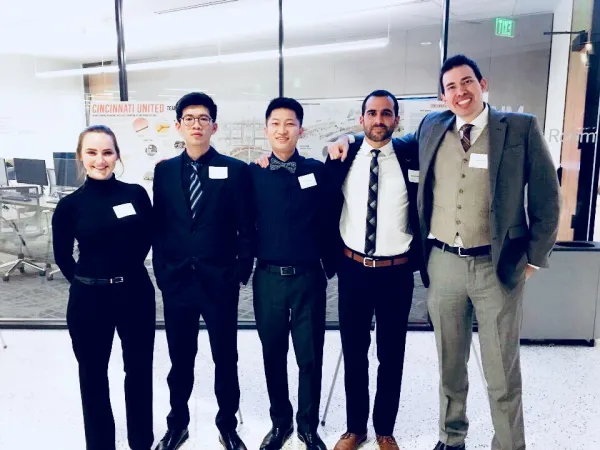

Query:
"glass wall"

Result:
[[0, 0, 589, 325], [0, 0, 117, 323], [123, 0, 279, 165]]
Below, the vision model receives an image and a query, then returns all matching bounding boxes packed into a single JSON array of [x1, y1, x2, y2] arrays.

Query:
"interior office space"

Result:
[[3, 0, 599, 329], [1, 1, 600, 449]]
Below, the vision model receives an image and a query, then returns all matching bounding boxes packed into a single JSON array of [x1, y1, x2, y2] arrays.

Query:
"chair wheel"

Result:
[[2, 276, 9, 282], [39, 270, 46, 277], [47, 274, 54, 281], [19, 266, 25, 273]]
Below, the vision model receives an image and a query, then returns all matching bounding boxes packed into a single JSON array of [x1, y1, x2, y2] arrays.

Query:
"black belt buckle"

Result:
[[279, 266, 296, 276], [111, 277, 124, 284]]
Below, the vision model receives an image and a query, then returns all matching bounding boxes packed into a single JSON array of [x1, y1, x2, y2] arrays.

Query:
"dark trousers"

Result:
[[253, 265, 327, 432], [66, 274, 156, 450], [163, 277, 240, 433], [337, 255, 414, 436]]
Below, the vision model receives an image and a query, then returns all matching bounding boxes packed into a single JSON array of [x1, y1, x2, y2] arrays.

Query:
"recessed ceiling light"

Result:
[[421, 41, 432, 46]]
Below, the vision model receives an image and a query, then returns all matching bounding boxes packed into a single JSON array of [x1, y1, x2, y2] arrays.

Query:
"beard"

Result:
[[365, 124, 394, 142]]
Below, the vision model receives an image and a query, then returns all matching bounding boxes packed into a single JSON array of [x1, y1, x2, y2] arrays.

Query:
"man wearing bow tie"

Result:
[[250, 97, 332, 450]]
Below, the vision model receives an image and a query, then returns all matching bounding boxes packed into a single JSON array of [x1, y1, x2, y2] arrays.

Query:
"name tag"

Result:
[[408, 169, 419, 183], [298, 173, 317, 189], [469, 153, 488, 169], [209, 166, 228, 179], [113, 203, 136, 218]]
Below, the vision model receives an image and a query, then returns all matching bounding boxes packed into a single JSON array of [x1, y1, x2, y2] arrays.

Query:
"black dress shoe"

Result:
[[154, 429, 189, 450], [219, 430, 248, 450], [433, 442, 466, 450], [259, 425, 293, 450], [298, 430, 327, 450]]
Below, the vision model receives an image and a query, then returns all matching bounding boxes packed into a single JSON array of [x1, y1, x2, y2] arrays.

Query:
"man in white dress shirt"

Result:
[[328, 55, 560, 450], [323, 90, 424, 450]]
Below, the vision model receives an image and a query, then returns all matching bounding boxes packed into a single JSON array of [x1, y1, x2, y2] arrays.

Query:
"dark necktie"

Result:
[[189, 161, 202, 219], [460, 123, 474, 152], [270, 158, 297, 174], [365, 149, 381, 256]]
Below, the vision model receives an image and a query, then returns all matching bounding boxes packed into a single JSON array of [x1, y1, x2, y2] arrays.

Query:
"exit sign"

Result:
[[495, 18, 515, 38]]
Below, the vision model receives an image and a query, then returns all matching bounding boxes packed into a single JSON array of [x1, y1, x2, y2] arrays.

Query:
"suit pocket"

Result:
[[508, 224, 528, 239]]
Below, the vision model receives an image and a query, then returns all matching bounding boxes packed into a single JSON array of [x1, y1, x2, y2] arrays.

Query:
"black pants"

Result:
[[163, 277, 240, 433], [337, 256, 414, 437], [253, 265, 326, 432], [67, 274, 156, 450]]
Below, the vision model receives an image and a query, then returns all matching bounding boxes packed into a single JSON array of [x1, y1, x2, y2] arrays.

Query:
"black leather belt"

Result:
[[75, 275, 125, 285], [432, 239, 491, 257], [256, 261, 319, 276]]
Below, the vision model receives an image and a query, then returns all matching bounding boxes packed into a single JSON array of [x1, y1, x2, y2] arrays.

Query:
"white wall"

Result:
[[544, 0, 574, 168], [0, 55, 86, 168]]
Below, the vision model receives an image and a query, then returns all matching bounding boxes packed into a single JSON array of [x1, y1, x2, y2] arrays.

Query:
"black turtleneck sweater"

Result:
[[52, 176, 153, 283]]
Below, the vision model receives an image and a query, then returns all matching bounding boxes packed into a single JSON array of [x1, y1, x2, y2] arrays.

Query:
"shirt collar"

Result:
[[182, 147, 216, 166], [359, 138, 394, 157], [455, 103, 489, 132], [270, 149, 302, 164]]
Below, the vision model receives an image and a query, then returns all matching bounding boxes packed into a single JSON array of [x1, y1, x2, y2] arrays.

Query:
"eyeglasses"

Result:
[[181, 115, 212, 127]]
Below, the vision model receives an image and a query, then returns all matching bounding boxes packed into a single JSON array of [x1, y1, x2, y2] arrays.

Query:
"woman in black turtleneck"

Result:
[[52, 125, 155, 450]]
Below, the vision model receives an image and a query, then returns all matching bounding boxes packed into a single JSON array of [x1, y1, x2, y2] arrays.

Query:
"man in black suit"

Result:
[[152, 92, 255, 450], [325, 90, 423, 450], [251, 97, 331, 450]]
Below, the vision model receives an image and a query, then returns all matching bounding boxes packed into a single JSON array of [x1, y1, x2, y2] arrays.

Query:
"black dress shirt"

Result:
[[181, 147, 217, 206], [250, 150, 328, 267]]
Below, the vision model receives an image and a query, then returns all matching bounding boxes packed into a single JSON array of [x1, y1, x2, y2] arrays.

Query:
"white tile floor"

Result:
[[0, 330, 598, 450]]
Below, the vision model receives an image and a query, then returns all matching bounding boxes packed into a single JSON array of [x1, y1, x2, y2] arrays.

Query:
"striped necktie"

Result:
[[365, 149, 380, 256], [460, 123, 474, 152], [189, 161, 202, 219]]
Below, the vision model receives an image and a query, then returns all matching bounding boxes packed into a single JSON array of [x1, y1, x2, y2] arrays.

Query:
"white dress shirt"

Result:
[[340, 139, 412, 256], [456, 103, 489, 145]]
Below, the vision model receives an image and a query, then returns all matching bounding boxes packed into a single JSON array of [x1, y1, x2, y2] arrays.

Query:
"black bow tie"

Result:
[[270, 158, 297, 174]]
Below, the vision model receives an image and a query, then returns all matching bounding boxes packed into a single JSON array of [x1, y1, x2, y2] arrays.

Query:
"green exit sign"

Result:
[[495, 18, 515, 38]]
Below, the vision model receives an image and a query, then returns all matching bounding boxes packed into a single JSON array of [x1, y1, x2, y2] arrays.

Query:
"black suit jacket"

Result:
[[152, 149, 256, 302], [324, 137, 426, 285]]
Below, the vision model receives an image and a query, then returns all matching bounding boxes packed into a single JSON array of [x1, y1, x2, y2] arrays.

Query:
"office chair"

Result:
[[0, 187, 50, 281]]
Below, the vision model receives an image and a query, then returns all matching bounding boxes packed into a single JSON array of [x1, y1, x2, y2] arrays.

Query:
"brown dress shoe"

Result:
[[376, 435, 400, 449], [333, 432, 368, 450]]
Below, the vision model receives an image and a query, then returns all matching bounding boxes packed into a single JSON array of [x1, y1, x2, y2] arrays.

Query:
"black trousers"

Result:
[[163, 276, 240, 433], [253, 265, 326, 432], [337, 255, 414, 437], [66, 273, 156, 450]]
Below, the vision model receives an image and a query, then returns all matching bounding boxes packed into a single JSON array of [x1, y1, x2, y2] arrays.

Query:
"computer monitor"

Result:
[[53, 153, 83, 188], [13, 158, 48, 186], [0, 158, 8, 186]]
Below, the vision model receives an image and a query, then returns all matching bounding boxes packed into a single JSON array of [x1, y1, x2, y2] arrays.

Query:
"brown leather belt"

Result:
[[343, 247, 409, 268]]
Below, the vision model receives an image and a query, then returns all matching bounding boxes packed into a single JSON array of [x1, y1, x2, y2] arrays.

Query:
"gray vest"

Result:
[[430, 127, 491, 248]]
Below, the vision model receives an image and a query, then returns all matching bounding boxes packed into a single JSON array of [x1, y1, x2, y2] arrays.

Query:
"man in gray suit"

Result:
[[328, 54, 560, 450]]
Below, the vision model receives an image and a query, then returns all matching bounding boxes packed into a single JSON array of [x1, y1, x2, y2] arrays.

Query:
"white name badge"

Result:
[[408, 169, 419, 183], [469, 153, 488, 169], [298, 173, 317, 189], [113, 203, 136, 219], [209, 166, 228, 179]]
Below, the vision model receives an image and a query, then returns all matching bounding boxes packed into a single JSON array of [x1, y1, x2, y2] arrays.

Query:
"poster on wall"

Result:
[[89, 96, 453, 191], [297, 97, 444, 162], [89, 102, 180, 193]]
